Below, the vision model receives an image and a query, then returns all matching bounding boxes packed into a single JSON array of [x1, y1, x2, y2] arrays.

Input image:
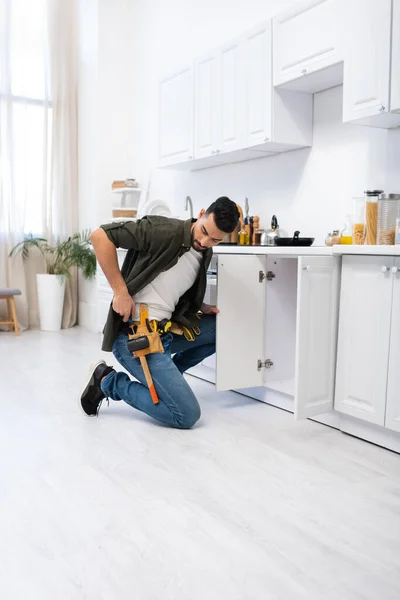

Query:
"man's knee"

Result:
[[178, 403, 201, 429]]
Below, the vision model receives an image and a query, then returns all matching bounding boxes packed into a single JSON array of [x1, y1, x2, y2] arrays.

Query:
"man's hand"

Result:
[[113, 292, 136, 322], [201, 303, 219, 315]]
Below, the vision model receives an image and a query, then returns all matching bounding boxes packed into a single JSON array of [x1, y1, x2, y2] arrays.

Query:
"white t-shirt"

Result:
[[133, 247, 202, 321]]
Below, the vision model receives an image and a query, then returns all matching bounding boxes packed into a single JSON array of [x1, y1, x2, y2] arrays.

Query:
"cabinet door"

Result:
[[273, 0, 341, 87], [385, 258, 400, 432], [390, 0, 400, 112], [194, 53, 219, 159], [216, 254, 266, 391], [343, 0, 391, 122], [242, 22, 272, 147], [335, 256, 393, 425], [218, 41, 243, 154], [295, 256, 340, 419], [158, 66, 194, 166]]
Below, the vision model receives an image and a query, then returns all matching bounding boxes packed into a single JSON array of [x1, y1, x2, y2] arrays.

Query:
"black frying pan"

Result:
[[275, 230, 315, 247]]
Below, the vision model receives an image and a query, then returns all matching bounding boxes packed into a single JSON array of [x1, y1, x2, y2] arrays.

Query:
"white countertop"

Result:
[[213, 245, 332, 256], [214, 244, 400, 256], [332, 245, 400, 256]]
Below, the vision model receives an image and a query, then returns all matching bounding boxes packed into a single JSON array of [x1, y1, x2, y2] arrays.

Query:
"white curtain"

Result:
[[0, 0, 79, 330]]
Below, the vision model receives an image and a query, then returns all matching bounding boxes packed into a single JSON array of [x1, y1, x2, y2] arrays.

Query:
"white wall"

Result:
[[128, 0, 400, 242], [77, 0, 400, 327], [78, 0, 135, 330]]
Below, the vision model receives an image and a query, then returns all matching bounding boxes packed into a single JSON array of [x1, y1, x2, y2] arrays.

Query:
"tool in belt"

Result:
[[129, 313, 202, 342], [127, 304, 164, 404]]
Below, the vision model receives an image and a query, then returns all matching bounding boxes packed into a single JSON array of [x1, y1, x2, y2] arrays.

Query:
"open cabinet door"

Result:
[[216, 254, 266, 391], [294, 256, 340, 419]]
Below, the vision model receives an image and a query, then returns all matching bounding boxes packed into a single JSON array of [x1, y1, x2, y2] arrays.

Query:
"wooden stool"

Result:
[[0, 288, 21, 336]]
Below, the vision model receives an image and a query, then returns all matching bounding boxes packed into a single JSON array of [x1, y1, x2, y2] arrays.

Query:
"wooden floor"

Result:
[[1, 327, 400, 600]]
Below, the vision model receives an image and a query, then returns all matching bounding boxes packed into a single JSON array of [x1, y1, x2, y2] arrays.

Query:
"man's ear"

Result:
[[198, 208, 205, 219]]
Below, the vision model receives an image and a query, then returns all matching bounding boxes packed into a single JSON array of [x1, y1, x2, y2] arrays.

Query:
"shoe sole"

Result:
[[79, 360, 106, 417]]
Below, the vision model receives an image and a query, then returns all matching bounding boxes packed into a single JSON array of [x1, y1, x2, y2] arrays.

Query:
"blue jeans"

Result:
[[100, 314, 216, 429]]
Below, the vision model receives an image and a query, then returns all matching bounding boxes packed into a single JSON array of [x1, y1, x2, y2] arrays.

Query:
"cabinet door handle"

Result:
[[303, 265, 310, 271], [379, 104, 386, 112], [381, 265, 389, 273], [392, 266, 398, 274]]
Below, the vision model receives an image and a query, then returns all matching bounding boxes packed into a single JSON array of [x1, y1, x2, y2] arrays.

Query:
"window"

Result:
[[1, 0, 52, 234]]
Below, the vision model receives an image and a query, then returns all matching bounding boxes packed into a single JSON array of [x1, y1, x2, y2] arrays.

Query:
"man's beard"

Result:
[[191, 232, 206, 252]]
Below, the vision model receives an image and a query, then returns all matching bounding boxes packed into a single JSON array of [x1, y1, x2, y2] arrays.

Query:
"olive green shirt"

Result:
[[100, 216, 212, 351]]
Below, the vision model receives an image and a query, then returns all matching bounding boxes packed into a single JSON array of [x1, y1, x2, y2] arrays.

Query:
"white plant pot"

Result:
[[36, 274, 66, 331]]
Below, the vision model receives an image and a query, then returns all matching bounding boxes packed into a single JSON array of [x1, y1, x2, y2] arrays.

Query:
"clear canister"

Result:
[[364, 190, 383, 245], [377, 194, 400, 245], [352, 197, 365, 244]]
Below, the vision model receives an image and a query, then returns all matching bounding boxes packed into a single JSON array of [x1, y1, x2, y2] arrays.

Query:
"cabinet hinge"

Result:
[[257, 359, 274, 371], [259, 270, 275, 283]]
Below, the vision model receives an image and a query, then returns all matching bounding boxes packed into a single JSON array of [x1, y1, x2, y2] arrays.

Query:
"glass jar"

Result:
[[331, 230, 341, 245], [254, 228, 264, 245], [325, 233, 333, 247], [396, 218, 400, 246], [352, 196, 365, 245], [377, 193, 400, 245], [364, 190, 383, 245]]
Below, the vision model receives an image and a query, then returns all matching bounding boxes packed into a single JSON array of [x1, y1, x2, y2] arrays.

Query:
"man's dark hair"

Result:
[[206, 196, 240, 233]]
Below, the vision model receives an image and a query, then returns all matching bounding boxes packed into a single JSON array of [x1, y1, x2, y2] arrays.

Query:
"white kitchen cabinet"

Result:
[[219, 40, 243, 154], [295, 257, 340, 419], [334, 256, 393, 426], [194, 41, 243, 159], [242, 22, 272, 147], [194, 53, 219, 159], [342, 0, 391, 123], [391, 0, 400, 112], [343, 0, 400, 127], [273, 0, 343, 93], [216, 254, 266, 391], [385, 258, 400, 432], [161, 21, 313, 171], [215, 252, 340, 420], [158, 66, 194, 166]]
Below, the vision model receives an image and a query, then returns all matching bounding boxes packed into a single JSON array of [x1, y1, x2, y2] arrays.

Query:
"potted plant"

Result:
[[10, 231, 96, 331]]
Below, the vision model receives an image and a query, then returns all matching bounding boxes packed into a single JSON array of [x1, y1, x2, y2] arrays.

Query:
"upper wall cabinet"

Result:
[[159, 21, 313, 171], [273, 0, 343, 93], [390, 0, 400, 112], [343, 0, 400, 128], [242, 23, 272, 148], [158, 66, 194, 167], [194, 40, 243, 162], [194, 52, 220, 160]]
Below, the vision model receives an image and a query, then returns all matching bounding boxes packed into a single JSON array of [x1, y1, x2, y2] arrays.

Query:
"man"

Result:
[[80, 196, 239, 429]]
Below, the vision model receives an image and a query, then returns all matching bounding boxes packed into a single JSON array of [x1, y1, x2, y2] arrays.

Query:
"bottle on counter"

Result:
[[238, 222, 250, 246], [340, 215, 353, 244], [252, 216, 260, 244], [249, 217, 254, 246]]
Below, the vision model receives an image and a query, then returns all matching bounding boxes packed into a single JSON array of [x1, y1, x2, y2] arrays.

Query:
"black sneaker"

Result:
[[80, 361, 115, 416]]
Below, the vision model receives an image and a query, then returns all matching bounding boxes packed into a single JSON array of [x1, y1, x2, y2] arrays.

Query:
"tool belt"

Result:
[[129, 313, 202, 342]]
